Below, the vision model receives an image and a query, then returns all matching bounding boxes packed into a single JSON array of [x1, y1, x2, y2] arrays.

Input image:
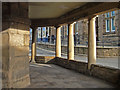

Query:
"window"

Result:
[[106, 19, 110, 32], [111, 11, 115, 32], [105, 11, 115, 32]]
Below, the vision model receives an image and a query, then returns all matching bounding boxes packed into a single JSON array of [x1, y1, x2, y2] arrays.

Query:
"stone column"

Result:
[[68, 23, 74, 60], [2, 2, 30, 88], [55, 26, 61, 57], [88, 16, 96, 69], [31, 27, 37, 63]]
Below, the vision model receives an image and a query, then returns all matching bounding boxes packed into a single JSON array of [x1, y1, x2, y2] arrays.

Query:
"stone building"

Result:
[[97, 10, 120, 46], [2, 2, 120, 88], [36, 9, 120, 46], [48, 9, 120, 46]]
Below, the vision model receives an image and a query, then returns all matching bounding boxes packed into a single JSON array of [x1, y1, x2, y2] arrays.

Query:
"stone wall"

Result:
[[55, 58, 88, 74], [36, 56, 55, 64], [77, 19, 88, 45], [98, 10, 120, 46], [90, 64, 120, 84], [37, 43, 120, 57]]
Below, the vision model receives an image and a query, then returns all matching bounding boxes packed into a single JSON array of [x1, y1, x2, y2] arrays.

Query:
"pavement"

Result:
[[27, 63, 114, 88], [29, 47, 119, 69], [37, 42, 120, 48]]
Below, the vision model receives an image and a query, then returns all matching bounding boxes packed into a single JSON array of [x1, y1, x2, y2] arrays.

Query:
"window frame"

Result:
[[111, 11, 115, 32], [105, 19, 110, 32], [105, 11, 116, 33]]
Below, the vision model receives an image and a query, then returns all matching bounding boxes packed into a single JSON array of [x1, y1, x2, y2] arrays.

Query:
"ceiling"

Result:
[[29, 2, 87, 19]]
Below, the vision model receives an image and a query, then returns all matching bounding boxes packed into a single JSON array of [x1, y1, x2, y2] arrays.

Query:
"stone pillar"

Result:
[[31, 27, 37, 63], [68, 23, 74, 60], [88, 16, 96, 69], [2, 2, 30, 88], [55, 26, 61, 57]]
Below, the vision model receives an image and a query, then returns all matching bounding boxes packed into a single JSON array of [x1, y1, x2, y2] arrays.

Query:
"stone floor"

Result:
[[27, 63, 114, 88]]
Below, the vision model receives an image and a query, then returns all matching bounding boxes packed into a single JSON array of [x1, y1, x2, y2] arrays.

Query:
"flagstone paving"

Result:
[[27, 63, 114, 88]]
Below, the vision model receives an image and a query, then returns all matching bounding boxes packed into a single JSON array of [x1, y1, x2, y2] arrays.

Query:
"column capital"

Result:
[[31, 26, 38, 31], [55, 25, 61, 28], [88, 15, 96, 21], [68, 22, 76, 26]]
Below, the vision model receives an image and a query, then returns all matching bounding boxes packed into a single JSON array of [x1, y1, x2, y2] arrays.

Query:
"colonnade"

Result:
[[31, 16, 96, 69]]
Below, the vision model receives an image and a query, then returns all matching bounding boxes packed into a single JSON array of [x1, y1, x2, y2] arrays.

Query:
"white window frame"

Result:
[[105, 11, 116, 32], [111, 11, 115, 32], [106, 20, 110, 32], [105, 13, 110, 32]]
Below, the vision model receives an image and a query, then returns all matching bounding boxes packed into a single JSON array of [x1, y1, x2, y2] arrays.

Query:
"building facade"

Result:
[[97, 10, 120, 46]]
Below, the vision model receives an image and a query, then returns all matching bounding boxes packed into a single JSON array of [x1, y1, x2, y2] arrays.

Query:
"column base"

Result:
[[30, 60, 36, 63]]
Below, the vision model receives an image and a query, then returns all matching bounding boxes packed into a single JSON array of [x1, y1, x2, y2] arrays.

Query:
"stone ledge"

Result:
[[35, 56, 55, 64], [55, 58, 88, 75], [90, 64, 120, 84]]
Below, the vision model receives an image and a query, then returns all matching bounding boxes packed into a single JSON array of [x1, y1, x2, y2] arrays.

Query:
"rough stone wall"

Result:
[[61, 25, 68, 45], [50, 27, 56, 36], [98, 10, 120, 46], [2, 2, 30, 88], [90, 64, 120, 84], [38, 44, 120, 57], [36, 56, 55, 63], [77, 19, 88, 45], [98, 14, 104, 45]]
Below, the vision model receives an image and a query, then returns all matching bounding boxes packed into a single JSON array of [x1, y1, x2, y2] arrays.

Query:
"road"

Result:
[[29, 47, 119, 69]]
